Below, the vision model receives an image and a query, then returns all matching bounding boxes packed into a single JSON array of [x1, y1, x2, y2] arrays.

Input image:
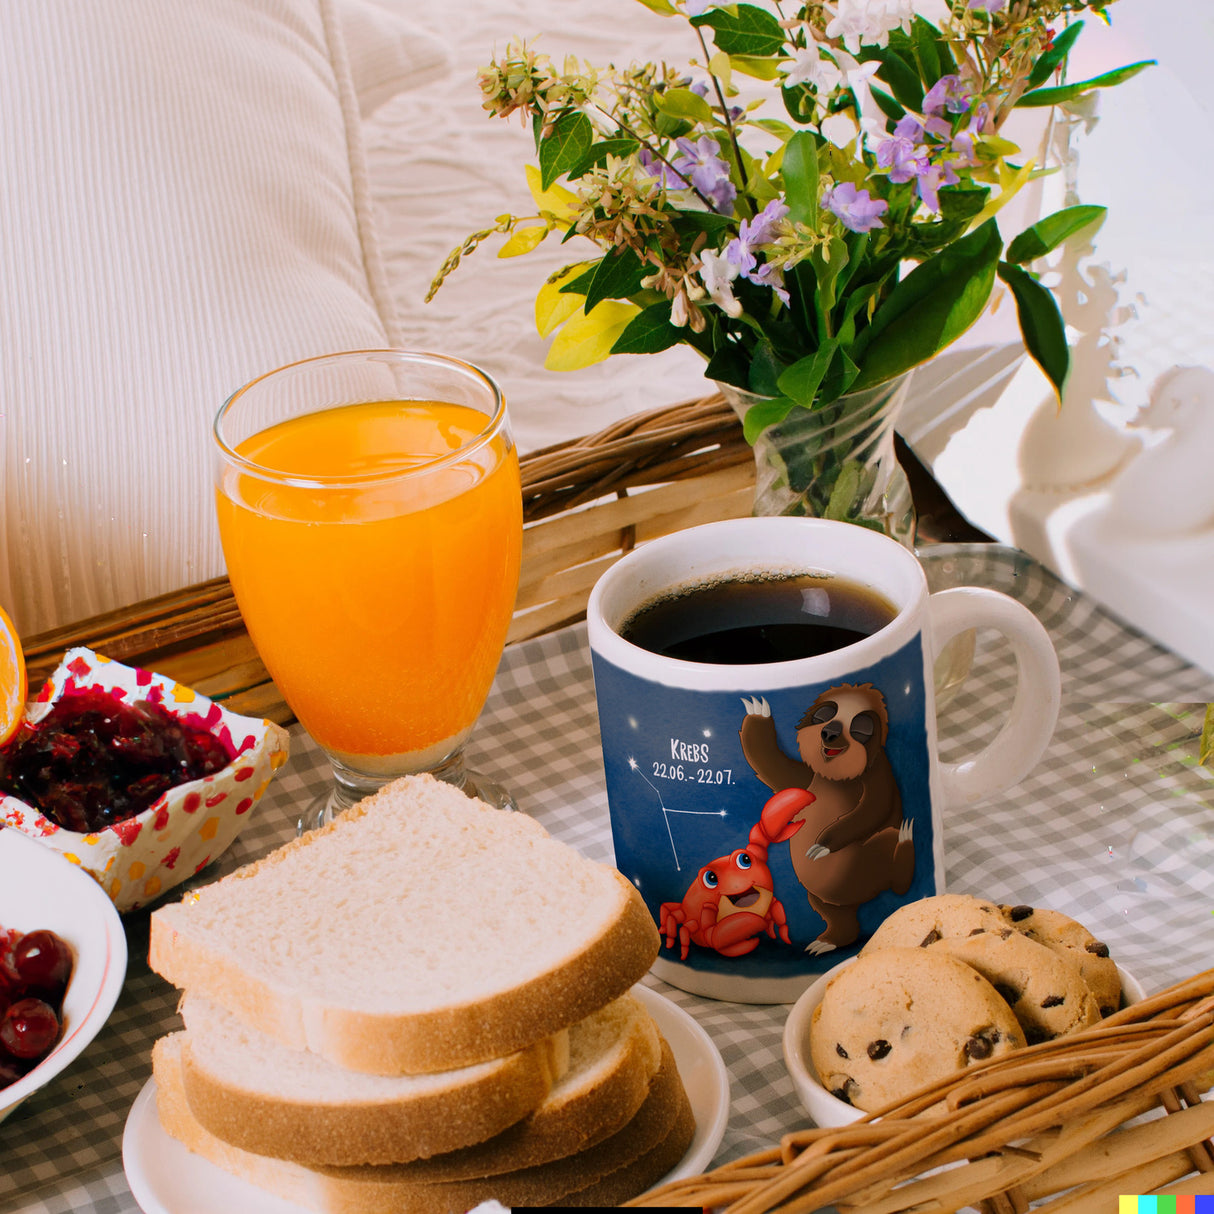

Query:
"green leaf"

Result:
[[705, 340, 751, 390], [781, 84, 816, 125], [824, 459, 865, 521], [1017, 60, 1154, 107], [558, 262, 599, 295], [818, 344, 860, 403], [997, 261, 1070, 398], [1006, 204, 1106, 263], [777, 340, 839, 410], [747, 340, 784, 398], [610, 300, 683, 355], [869, 85, 905, 124], [656, 86, 716, 125], [781, 130, 819, 227], [691, 4, 786, 57], [910, 17, 941, 86], [538, 110, 594, 190], [752, 117, 795, 141], [1026, 20, 1085, 89], [850, 218, 1002, 391], [671, 210, 735, 240], [584, 246, 648, 313], [567, 138, 641, 179], [810, 236, 847, 324], [728, 54, 784, 81], [633, 0, 679, 12], [939, 187, 990, 224], [742, 394, 798, 443], [857, 45, 923, 112]]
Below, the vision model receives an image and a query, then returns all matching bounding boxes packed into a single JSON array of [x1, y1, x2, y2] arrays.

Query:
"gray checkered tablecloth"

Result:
[[4, 543, 1214, 1213]]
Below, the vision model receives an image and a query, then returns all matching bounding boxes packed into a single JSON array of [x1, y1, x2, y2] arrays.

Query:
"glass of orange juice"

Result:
[[213, 350, 523, 831]]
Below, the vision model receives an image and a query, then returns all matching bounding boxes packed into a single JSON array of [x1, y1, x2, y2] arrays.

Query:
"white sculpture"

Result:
[[1103, 364, 1214, 537]]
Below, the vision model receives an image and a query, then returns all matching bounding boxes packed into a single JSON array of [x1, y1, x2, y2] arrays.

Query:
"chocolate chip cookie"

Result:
[[933, 929, 1102, 1044], [1003, 904, 1121, 1017], [861, 893, 1011, 952], [809, 947, 1026, 1114]]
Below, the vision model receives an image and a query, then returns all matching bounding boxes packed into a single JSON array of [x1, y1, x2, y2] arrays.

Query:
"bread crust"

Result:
[[148, 777, 661, 1075], [388, 992, 663, 1180], [154, 1034, 694, 1213], [179, 1027, 567, 1166]]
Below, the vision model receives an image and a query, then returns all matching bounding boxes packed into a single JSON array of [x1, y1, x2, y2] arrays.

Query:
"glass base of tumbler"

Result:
[[297, 758, 517, 835]]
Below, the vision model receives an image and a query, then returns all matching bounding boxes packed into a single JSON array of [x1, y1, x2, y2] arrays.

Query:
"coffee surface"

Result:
[[620, 572, 897, 664]]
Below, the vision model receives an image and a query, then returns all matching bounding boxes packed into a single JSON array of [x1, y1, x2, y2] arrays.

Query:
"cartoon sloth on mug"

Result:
[[739, 682, 915, 954]]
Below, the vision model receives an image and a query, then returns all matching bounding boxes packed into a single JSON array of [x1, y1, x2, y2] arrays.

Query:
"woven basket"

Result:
[[19, 392, 755, 722], [630, 970, 1214, 1211]]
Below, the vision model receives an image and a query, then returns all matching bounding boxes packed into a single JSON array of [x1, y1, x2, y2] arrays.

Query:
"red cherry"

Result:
[[0, 997, 61, 1061], [12, 930, 72, 999]]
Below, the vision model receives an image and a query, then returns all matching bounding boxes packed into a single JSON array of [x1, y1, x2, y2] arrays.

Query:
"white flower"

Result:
[[782, 47, 843, 93], [824, 0, 914, 53], [698, 249, 743, 318]]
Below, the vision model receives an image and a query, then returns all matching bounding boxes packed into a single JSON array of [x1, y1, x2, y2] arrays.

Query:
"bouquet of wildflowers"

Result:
[[431, 0, 1149, 445]]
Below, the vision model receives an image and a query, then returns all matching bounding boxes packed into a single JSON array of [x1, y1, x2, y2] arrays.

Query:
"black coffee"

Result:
[[620, 572, 897, 664]]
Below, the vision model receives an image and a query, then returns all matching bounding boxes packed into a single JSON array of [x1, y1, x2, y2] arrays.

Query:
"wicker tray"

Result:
[[18, 393, 755, 722]]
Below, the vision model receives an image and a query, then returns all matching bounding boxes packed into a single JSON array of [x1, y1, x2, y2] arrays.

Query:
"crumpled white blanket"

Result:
[[359, 0, 713, 455]]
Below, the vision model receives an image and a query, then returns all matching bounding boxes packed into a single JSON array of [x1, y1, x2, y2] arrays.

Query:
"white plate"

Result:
[[122, 983, 730, 1214]]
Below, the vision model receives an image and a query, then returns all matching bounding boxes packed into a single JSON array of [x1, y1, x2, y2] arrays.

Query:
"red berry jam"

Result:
[[0, 925, 73, 1089], [0, 688, 233, 832]]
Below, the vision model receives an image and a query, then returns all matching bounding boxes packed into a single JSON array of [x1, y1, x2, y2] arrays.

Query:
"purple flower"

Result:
[[893, 114, 925, 143], [923, 74, 972, 116], [719, 200, 791, 300], [876, 132, 929, 184], [637, 147, 686, 190], [950, 102, 990, 166], [741, 199, 789, 248], [916, 161, 960, 211], [671, 135, 737, 214], [750, 261, 790, 306], [822, 181, 888, 233]]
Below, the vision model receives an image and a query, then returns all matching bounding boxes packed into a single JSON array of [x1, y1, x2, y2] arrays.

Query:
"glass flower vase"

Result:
[[720, 370, 916, 548]]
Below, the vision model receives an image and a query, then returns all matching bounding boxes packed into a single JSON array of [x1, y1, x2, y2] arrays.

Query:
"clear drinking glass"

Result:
[[213, 350, 523, 831]]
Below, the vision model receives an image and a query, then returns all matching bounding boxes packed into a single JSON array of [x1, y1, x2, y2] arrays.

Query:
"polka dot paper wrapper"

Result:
[[0, 647, 290, 911]]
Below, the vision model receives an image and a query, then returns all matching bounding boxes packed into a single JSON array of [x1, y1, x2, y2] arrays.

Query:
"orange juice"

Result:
[[215, 400, 522, 765]]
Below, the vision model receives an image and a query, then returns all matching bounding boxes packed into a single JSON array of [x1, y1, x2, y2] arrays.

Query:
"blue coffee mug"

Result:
[[587, 518, 1060, 1003]]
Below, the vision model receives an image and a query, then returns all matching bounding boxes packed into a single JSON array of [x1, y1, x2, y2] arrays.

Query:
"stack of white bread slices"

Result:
[[146, 774, 695, 1212]]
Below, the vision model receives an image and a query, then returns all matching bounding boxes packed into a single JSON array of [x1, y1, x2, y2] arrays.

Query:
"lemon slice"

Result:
[[0, 604, 27, 747]]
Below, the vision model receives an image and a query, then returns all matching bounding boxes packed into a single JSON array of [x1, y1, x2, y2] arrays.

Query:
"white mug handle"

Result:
[[929, 587, 1061, 810]]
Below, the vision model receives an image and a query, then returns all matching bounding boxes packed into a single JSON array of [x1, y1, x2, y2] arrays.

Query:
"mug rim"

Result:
[[587, 517, 928, 686]]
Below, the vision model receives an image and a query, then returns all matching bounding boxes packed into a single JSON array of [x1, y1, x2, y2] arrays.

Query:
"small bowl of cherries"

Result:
[[0, 825, 126, 1121], [0, 647, 289, 911]]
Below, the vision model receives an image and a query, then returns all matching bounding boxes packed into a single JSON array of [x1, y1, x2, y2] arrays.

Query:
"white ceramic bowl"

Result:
[[0, 825, 128, 1122], [783, 955, 1147, 1127]]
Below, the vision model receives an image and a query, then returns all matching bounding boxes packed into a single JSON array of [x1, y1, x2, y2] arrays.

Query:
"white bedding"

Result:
[[0, 0, 711, 637], [359, 0, 712, 454]]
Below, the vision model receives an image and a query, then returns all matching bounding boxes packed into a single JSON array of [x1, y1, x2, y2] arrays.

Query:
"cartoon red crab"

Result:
[[659, 787, 814, 961]]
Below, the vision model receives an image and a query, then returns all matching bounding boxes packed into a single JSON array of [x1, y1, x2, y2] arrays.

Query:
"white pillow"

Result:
[[339, 0, 452, 117], [0, 0, 436, 637]]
